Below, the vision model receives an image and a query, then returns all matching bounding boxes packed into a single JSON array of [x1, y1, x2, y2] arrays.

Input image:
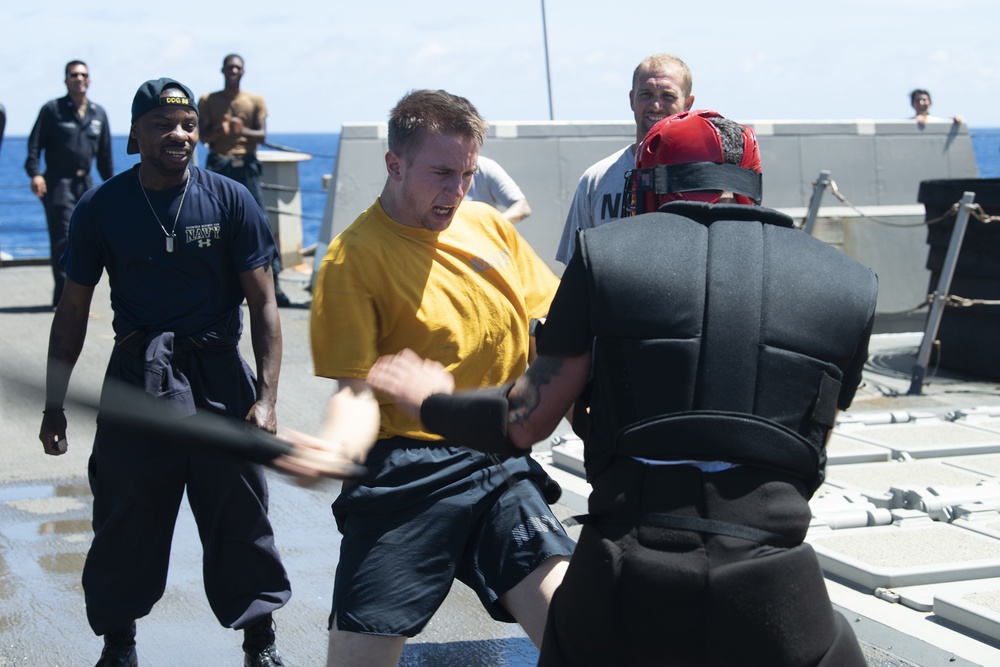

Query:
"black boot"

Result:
[[243, 613, 285, 667], [95, 622, 137, 667]]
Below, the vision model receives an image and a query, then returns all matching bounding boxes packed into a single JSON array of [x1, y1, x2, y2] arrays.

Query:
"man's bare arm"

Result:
[[367, 348, 591, 451], [506, 353, 591, 448], [39, 279, 95, 455], [239, 264, 282, 433], [500, 198, 532, 224], [274, 380, 380, 478]]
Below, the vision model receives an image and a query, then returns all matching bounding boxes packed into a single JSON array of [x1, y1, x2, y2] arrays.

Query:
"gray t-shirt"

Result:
[[466, 156, 525, 212], [555, 145, 635, 264]]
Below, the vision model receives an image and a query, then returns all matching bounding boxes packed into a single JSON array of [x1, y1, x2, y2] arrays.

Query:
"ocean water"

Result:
[[0, 133, 339, 259], [2, 129, 1000, 260], [970, 127, 1000, 178]]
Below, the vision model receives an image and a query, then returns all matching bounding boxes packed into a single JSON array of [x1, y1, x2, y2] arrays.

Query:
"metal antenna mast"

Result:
[[541, 0, 554, 120]]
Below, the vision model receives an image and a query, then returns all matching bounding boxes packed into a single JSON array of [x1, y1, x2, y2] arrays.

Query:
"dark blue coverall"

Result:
[[25, 95, 113, 305]]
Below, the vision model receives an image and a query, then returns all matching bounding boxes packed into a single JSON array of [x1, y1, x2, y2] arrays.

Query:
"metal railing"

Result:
[[801, 172, 998, 395]]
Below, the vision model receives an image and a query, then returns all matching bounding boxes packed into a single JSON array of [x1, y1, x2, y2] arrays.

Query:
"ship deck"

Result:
[[2, 264, 1000, 666]]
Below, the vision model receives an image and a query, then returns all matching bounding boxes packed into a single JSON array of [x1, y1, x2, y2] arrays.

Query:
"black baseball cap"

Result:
[[126, 78, 197, 154]]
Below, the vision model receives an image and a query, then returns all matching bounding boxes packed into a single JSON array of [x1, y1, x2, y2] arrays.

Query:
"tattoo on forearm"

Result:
[[508, 357, 563, 426]]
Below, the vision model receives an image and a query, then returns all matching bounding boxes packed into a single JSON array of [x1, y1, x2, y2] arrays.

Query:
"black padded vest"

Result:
[[576, 202, 878, 491]]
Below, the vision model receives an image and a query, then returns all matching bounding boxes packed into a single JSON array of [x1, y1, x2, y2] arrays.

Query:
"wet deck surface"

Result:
[[4, 263, 1000, 666], [0, 266, 565, 666]]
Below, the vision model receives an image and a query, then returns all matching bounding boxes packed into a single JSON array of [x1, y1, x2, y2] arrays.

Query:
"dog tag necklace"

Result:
[[138, 168, 190, 253]]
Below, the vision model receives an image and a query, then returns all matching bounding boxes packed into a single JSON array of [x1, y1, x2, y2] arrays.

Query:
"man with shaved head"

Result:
[[555, 52, 695, 264]]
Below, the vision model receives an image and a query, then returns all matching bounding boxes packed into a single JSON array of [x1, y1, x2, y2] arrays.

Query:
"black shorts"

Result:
[[330, 438, 576, 637]]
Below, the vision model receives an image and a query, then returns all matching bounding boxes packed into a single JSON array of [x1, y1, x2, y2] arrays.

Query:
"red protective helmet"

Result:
[[627, 110, 762, 214]]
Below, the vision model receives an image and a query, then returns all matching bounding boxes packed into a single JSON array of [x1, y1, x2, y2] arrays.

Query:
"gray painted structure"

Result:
[[316, 119, 978, 319]]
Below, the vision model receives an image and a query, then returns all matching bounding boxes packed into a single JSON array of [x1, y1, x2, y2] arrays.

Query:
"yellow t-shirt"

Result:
[[311, 198, 559, 441]]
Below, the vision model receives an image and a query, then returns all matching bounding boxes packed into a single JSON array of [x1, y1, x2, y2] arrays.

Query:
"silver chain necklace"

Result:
[[138, 168, 190, 253]]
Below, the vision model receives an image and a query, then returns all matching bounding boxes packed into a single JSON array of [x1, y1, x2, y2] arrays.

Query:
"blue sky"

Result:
[[3, 0, 998, 136]]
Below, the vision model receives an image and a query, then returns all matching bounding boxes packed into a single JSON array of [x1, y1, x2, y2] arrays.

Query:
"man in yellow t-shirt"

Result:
[[310, 89, 575, 667]]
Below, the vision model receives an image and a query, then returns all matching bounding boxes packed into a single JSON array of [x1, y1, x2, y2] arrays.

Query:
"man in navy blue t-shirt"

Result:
[[38, 77, 290, 667]]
